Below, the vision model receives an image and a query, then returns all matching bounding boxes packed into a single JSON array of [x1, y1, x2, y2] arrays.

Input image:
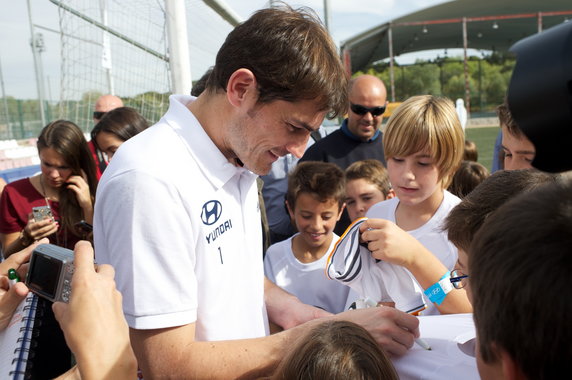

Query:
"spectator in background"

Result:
[[497, 101, 535, 170], [344, 159, 394, 222], [455, 98, 468, 132], [300, 74, 388, 235], [463, 139, 478, 161], [91, 94, 124, 177], [0, 120, 98, 378], [91, 107, 150, 162], [448, 160, 490, 199]]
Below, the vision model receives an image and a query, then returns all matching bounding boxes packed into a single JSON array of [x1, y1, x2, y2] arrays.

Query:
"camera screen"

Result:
[[29, 253, 62, 298]]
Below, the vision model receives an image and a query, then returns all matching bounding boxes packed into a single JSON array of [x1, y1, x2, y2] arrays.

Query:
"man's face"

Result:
[[228, 99, 327, 175], [347, 81, 387, 141], [501, 126, 535, 170]]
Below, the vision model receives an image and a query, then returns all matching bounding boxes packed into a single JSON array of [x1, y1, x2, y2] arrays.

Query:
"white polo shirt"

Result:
[[94, 95, 268, 341]]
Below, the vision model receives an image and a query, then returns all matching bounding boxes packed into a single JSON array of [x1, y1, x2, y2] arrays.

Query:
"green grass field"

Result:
[[466, 126, 500, 172]]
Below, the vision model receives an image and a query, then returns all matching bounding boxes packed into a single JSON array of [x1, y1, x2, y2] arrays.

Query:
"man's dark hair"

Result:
[[206, 5, 348, 118]]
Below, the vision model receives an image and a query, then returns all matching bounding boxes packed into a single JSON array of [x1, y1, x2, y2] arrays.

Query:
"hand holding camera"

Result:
[[50, 241, 137, 378], [20, 206, 59, 246]]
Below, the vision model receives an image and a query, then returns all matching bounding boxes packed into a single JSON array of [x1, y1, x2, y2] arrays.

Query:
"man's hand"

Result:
[[334, 306, 420, 356]]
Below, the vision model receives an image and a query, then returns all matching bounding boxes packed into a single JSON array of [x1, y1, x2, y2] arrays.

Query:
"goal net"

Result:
[[54, 0, 236, 132]]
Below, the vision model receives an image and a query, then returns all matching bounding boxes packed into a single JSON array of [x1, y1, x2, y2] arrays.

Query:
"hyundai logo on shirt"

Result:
[[201, 200, 222, 225]]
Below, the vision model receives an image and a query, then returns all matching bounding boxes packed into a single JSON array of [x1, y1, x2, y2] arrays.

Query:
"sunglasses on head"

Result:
[[93, 111, 106, 120], [350, 103, 386, 117]]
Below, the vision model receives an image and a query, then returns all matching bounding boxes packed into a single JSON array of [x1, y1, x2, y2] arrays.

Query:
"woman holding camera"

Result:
[[0, 120, 97, 258], [0, 120, 97, 379]]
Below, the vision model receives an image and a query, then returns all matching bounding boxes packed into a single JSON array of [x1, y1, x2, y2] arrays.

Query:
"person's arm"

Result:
[[131, 299, 419, 379], [360, 219, 472, 314], [2, 217, 58, 258], [264, 276, 331, 330], [52, 241, 137, 380]]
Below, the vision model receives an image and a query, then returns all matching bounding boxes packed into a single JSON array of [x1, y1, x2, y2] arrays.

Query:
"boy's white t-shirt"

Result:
[[264, 233, 354, 314], [366, 190, 461, 315], [367, 190, 460, 269], [328, 191, 461, 316]]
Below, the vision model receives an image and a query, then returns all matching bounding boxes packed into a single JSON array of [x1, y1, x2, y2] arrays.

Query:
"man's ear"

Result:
[[499, 348, 527, 380], [226, 68, 257, 108], [337, 203, 346, 221]]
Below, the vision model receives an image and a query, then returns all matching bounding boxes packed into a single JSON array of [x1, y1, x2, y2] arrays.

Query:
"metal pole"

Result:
[[537, 12, 543, 33], [323, 0, 331, 33], [462, 17, 470, 113], [27, 0, 46, 128], [388, 24, 396, 102], [0, 56, 12, 138], [165, 0, 192, 95], [99, 0, 114, 94]]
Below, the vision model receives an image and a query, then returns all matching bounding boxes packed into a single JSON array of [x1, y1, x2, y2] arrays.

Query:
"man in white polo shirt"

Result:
[[94, 6, 419, 378]]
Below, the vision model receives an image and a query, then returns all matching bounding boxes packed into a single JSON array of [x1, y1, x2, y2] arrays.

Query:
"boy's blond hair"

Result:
[[383, 95, 464, 188], [345, 159, 392, 198]]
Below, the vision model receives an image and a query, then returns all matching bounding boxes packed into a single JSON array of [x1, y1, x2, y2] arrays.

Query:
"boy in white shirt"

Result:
[[344, 159, 394, 222], [265, 162, 353, 314], [328, 95, 472, 315]]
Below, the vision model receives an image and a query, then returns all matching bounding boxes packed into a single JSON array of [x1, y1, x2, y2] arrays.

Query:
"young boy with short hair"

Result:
[[497, 101, 536, 170], [344, 159, 395, 222], [443, 168, 558, 306], [469, 179, 572, 379], [264, 161, 353, 314]]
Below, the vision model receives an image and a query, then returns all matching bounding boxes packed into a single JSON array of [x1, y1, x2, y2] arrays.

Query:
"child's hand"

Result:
[[359, 218, 425, 268]]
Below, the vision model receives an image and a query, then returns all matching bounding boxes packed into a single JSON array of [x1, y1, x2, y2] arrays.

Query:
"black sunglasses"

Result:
[[93, 111, 106, 120], [350, 103, 386, 117]]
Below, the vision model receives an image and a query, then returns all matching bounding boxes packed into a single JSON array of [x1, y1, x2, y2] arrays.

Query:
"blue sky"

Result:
[[0, 0, 451, 99]]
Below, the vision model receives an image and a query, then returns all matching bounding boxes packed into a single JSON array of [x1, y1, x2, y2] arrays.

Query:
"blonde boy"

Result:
[[329, 95, 470, 315], [344, 159, 395, 222], [264, 162, 353, 314]]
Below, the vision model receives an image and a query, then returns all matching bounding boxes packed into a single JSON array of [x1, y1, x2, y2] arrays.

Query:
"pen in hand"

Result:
[[364, 297, 432, 350]]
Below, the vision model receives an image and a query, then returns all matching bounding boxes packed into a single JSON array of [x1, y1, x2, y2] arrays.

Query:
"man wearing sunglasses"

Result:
[[89, 94, 124, 179], [300, 74, 388, 234], [300, 74, 388, 170]]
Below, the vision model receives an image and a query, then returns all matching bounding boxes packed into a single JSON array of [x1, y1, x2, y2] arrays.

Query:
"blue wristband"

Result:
[[424, 271, 452, 306]]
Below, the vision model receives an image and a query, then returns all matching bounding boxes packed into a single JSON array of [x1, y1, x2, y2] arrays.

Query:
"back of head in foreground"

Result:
[[271, 320, 398, 380], [383, 95, 464, 189], [469, 179, 572, 379], [445, 169, 559, 253]]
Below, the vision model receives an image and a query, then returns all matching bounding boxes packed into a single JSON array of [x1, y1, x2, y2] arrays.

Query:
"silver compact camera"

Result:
[[25, 244, 74, 303]]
